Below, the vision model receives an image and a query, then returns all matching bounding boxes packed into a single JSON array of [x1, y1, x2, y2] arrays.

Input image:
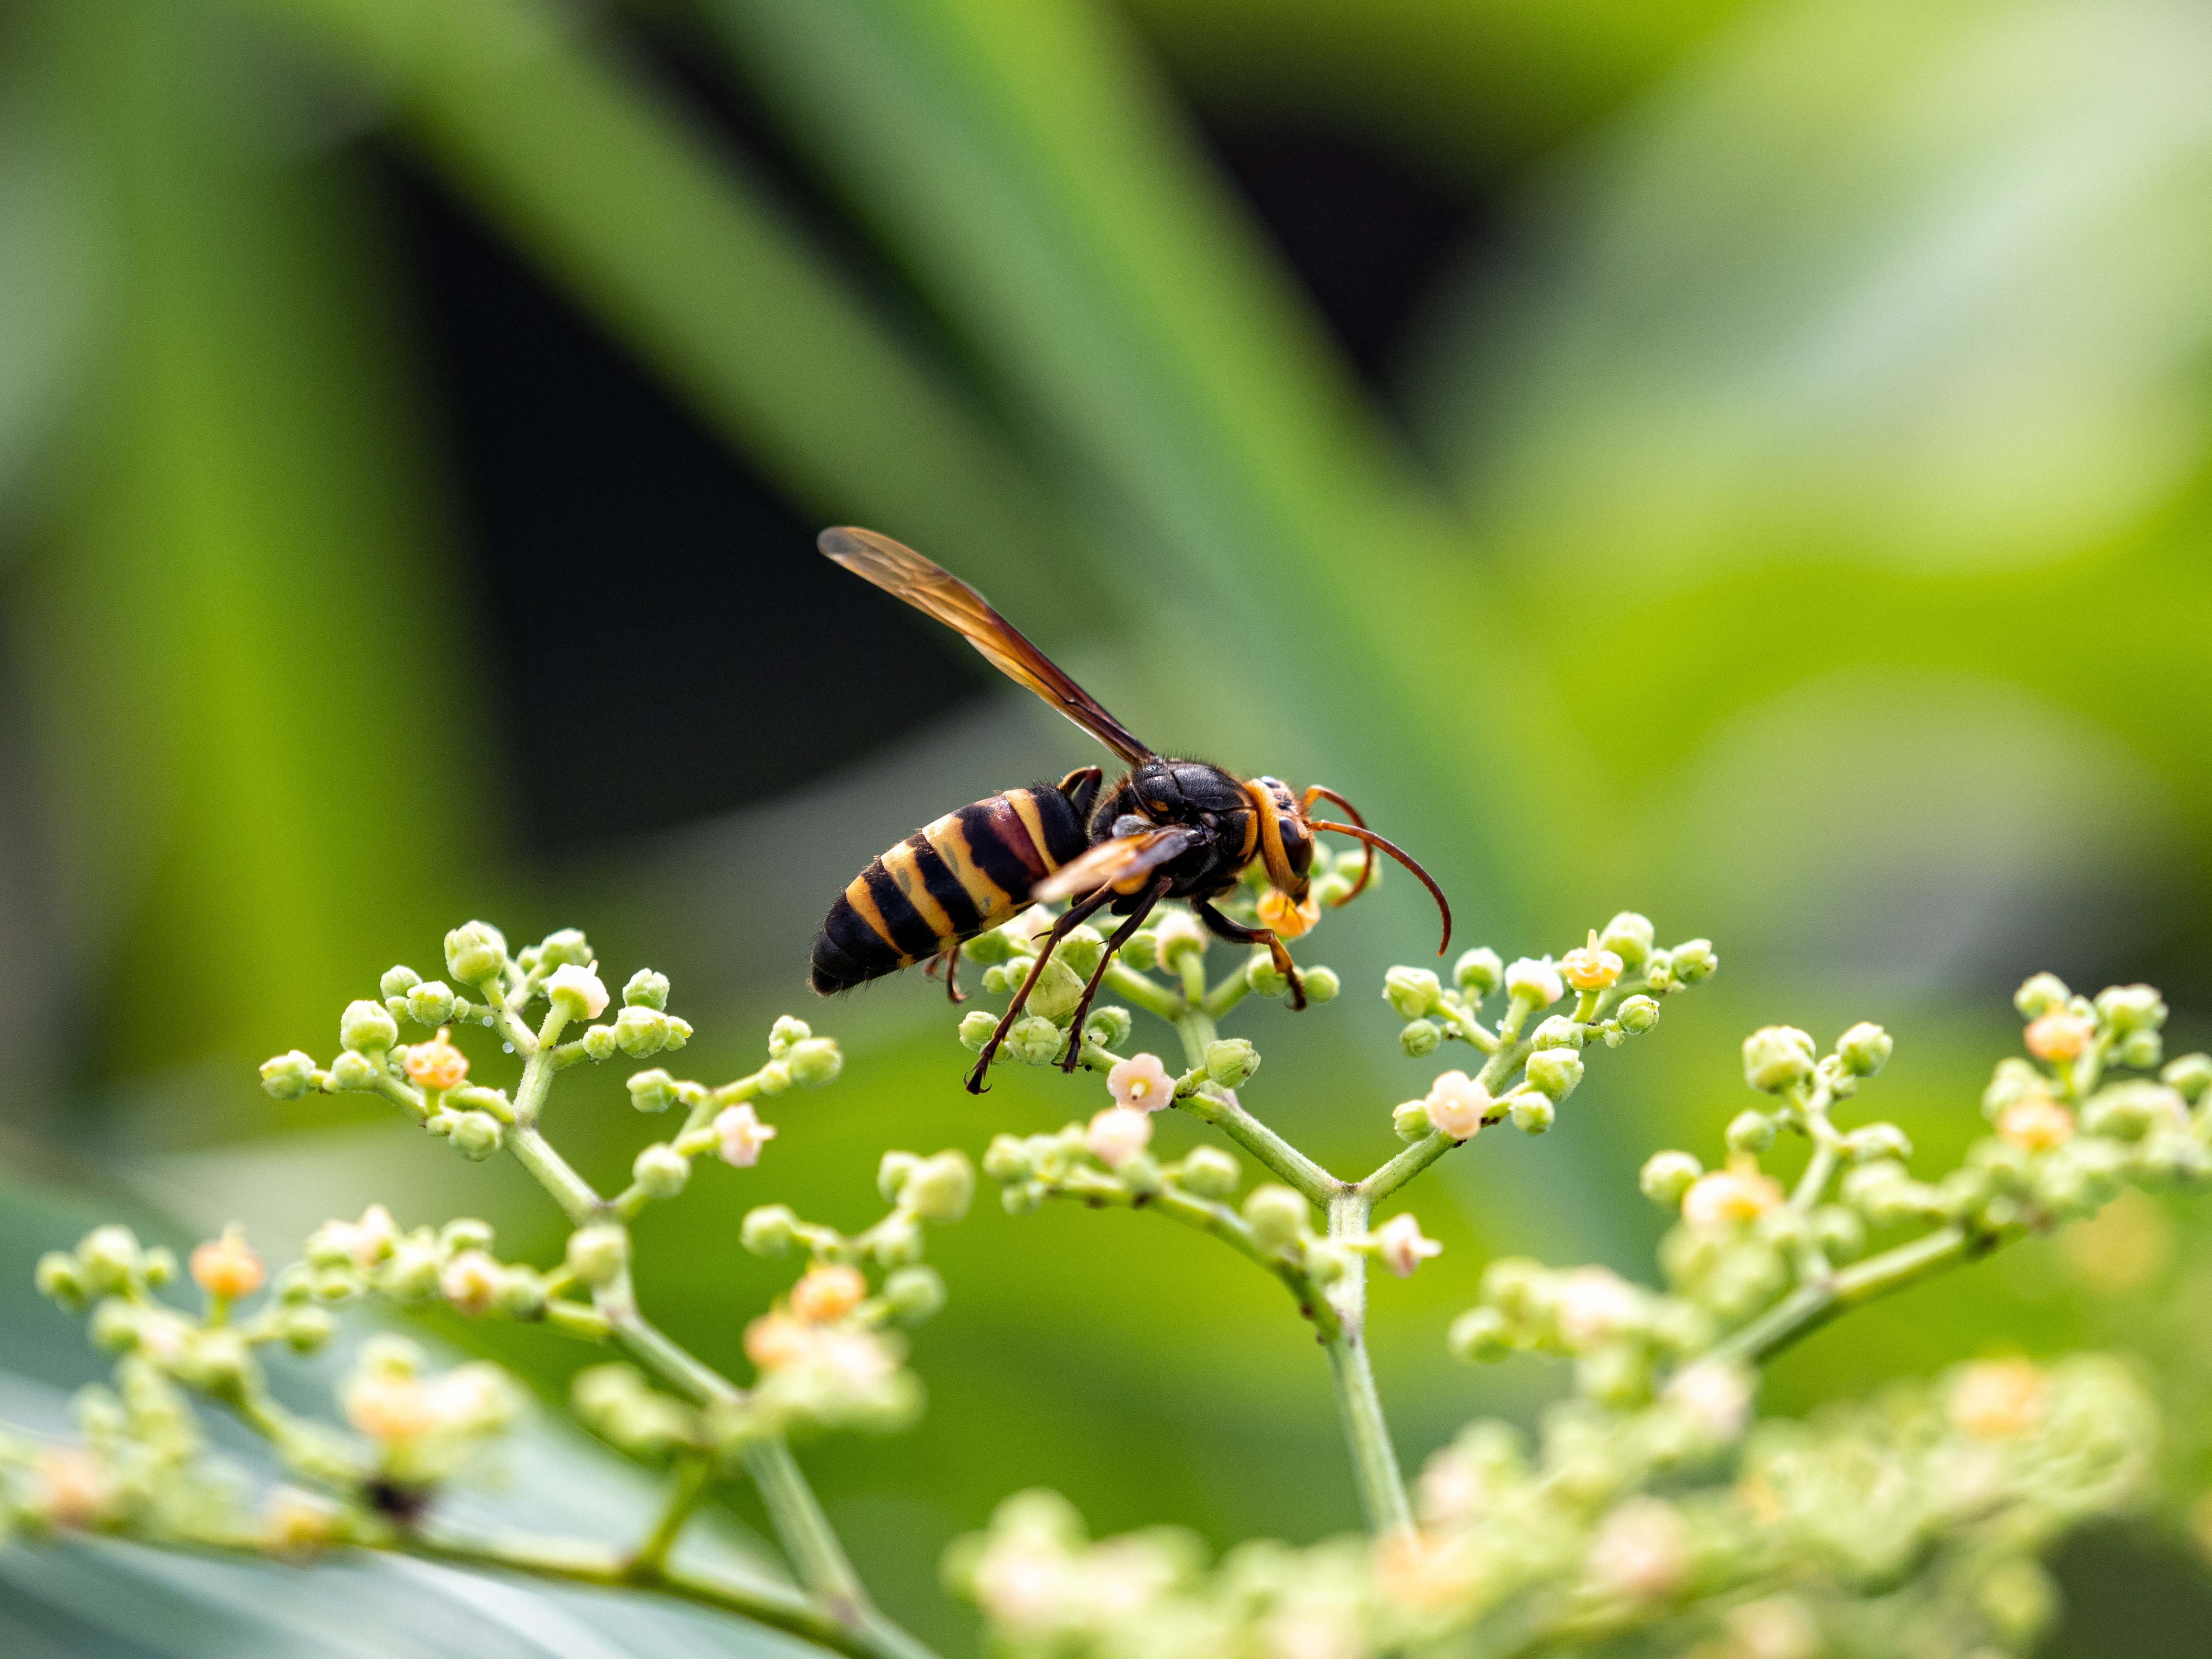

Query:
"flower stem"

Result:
[[1357, 1130, 1461, 1205], [627, 1454, 712, 1577], [1322, 1190, 1413, 1536], [1706, 1224, 1982, 1367]]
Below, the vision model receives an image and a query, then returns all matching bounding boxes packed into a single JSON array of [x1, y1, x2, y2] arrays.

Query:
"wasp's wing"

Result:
[[1032, 828, 1196, 902], [819, 526, 1154, 768]]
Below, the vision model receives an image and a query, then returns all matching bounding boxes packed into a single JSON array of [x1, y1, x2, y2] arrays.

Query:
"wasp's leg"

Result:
[[1299, 785, 1373, 900], [967, 885, 1117, 1093], [1193, 899, 1306, 1012], [928, 942, 968, 1004], [1057, 875, 1172, 1072]]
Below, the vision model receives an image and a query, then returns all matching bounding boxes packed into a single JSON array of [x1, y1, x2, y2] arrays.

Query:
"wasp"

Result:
[[808, 527, 1451, 1093]]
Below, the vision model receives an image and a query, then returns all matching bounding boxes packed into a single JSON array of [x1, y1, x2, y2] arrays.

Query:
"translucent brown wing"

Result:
[[1032, 828, 1196, 902], [819, 526, 1153, 768]]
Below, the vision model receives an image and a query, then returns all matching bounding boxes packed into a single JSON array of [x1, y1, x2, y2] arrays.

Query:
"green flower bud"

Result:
[[379, 1246, 441, 1302], [1453, 948, 1504, 998], [2095, 983, 2167, 1034], [740, 1204, 798, 1257], [882, 1264, 946, 1324], [981, 1135, 1034, 1184], [78, 1226, 141, 1293], [1118, 930, 1160, 972], [1509, 1091, 1557, 1134], [280, 1304, 337, 1352], [2081, 1081, 2187, 1141], [1978, 1557, 2058, 1647], [1671, 939, 1718, 983], [1810, 1204, 1866, 1261], [1742, 1026, 1815, 1092], [878, 1150, 920, 1202], [1001, 1182, 1045, 1216], [664, 1015, 693, 1052], [1617, 996, 1661, 1035], [1056, 924, 1105, 979], [35, 1251, 84, 1307], [400, 981, 454, 1028], [340, 999, 399, 1055], [632, 1143, 690, 1199], [1726, 1111, 1777, 1154], [958, 1010, 1000, 1052], [88, 1297, 141, 1352], [494, 1268, 547, 1320], [1005, 1015, 1064, 1066], [535, 928, 592, 968], [1524, 1049, 1583, 1103], [381, 965, 423, 999], [786, 1037, 844, 1087], [1026, 955, 1085, 1023], [1301, 1240, 1348, 1287], [1836, 1022, 1893, 1077], [2118, 1028, 2162, 1069], [1384, 966, 1445, 1021], [581, 1025, 618, 1062], [327, 1051, 380, 1091], [440, 1217, 494, 1255], [1575, 1343, 1648, 1409], [1205, 1039, 1261, 1089], [1248, 956, 1289, 998], [448, 1110, 503, 1160], [2015, 972, 2070, 1019], [2162, 1054, 2212, 1103], [566, 1225, 627, 1288], [1448, 1306, 1512, 1364], [1303, 966, 1341, 1004], [1176, 1144, 1241, 1198], [1842, 1122, 1912, 1163], [1642, 950, 1676, 993], [1392, 1100, 1432, 1142], [768, 1015, 811, 1057], [754, 1058, 793, 1094], [1400, 1019, 1443, 1058], [1243, 1184, 1311, 1251], [1531, 1015, 1584, 1050], [871, 1214, 925, 1267], [445, 920, 508, 986], [614, 1005, 670, 1057], [961, 928, 1019, 965], [1597, 913, 1655, 969], [1082, 1005, 1133, 1050], [903, 1151, 976, 1223], [142, 1246, 178, 1287], [260, 1050, 319, 1100], [1640, 1150, 1702, 1206], [311, 1264, 360, 1301], [624, 1068, 676, 1114]]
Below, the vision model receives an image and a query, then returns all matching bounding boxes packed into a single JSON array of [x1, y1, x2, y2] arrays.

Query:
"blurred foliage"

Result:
[[3, 0, 2212, 1652]]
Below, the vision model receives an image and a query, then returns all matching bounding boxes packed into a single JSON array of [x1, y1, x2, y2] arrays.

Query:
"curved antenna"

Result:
[[1301, 785, 1373, 900], [1307, 820, 1452, 957]]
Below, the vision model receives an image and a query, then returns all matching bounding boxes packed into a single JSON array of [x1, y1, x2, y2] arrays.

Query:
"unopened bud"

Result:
[[1176, 1144, 1241, 1198], [903, 1151, 975, 1223], [614, 1005, 670, 1057], [445, 921, 508, 986], [1671, 940, 1718, 983], [769, 1015, 811, 1057], [2096, 983, 2168, 1034], [1083, 1006, 1133, 1049], [1639, 1150, 1701, 1206], [627, 1068, 679, 1114], [566, 1226, 627, 1288], [2163, 1054, 2212, 1102], [1836, 1022, 1893, 1077], [327, 1051, 380, 1091], [871, 1214, 925, 1266], [1453, 948, 1504, 998], [1842, 1122, 1912, 1163], [1597, 912, 1655, 969], [882, 1264, 946, 1323], [1725, 1112, 1777, 1154], [1303, 966, 1341, 1004], [1248, 956, 1289, 998], [1448, 1306, 1512, 1364], [1617, 996, 1661, 1035], [261, 1050, 319, 1100], [380, 965, 423, 999], [1242, 1184, 1310, 1251], [1742, 1027, 1815, 1092], [958, 1010, 999, 1052], [1531, 1016, 1584, 1050], [405, 981, 456, 1028], [340, 1000, 398, 1055], [878, 1150, 921, 1202], [786, 1037, 844, 1087], [981, 1135, 1035, 1183], [448, 1110, 503, 1160], [632, 1143, 690, 1199], [35, 1252, 84, 1307], [1005, 1015, 1063, 1066], [741, 1205, 798, 1257], [1401, 1020, 1442, 1058], [624, 969, 671, 1010], [442, 1217, 495, 1253], [2015, 972, 2071, 1019], [1384, 966, 1445, 1021], [1205, 1039, 1261, 1089], [536, 928, 592, 967], [1509, 1092, 1557, 1134], [1392, 1101, 1432, 1142], [1524, 1049, 1583, 1103]]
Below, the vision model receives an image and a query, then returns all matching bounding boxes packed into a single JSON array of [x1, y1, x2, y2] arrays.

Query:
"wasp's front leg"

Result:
[[1193, 898, 1306, 1011]]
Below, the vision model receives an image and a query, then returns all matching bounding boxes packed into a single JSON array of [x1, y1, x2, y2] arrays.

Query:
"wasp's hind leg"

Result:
[[967, 886, 1117, 1092], [1057, 875, 1171, 1072], [925, 943, 968, 1004], [1194, 899, 1306, 1011]]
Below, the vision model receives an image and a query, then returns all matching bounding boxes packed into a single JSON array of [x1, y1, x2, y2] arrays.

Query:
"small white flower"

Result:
[[1665, 1360, 1752, 1441], [1153, 908, 1208, 965], [1587, 1497, 1689, 1601], [1680, 1168, 1781, 1230], [1086, 1106, 1153, 1167], [546, 962, 610, 1020], [715, 1102, 778, 1167], [439, 1250, 501, 1317], [1375, 1212, 1442, 1278], [1108, 1052, 1173, 1112], [1504, 956, 1564, 1008], [1424, 1069, 1491, 1139]]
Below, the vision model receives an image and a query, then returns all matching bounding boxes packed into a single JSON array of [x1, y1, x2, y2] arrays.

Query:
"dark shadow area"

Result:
[[2044, 1524, 2212, 1657]]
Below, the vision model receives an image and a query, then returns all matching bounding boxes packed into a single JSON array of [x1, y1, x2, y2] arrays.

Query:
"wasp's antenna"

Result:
[[1307, 821, 1452, 956], [1300, 786, 1374, 900]]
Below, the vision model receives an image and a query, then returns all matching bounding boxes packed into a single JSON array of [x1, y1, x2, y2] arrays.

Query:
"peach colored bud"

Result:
[[1086, 1106, 1153, 1167], [545, 963, 610, 1019], [2024, 1011, 2094, 1062], [1257, 887, 1321, 940], [439, 1250, 502, 1317], [1950, 1358, 2043, 1438], [190, 1228, 263, 1300], [1561, 929, 1624, 991], [1997, 1094, 2075, 1151], [744, 1309, 817, 1371], [1681, 1168, 1782, 1230], [347, 1204, 399, 1267], [1553, 1266, 1642, 1347], [1375, 1212, 1442, 1278], [1371, 1528, 1478, 1611], [1424, 1070, 1491, 1140], [31, 1447, 110, 1529], [262, 1485, 339, 1554], [790, 1263, 867, 1323], [346, 1374, 438, 1442], [1587, 1499, 1689, 1601], [714, 1102, 778, 1167], [404, 1030, 470, 1091], [1107, 1052, 1172, 1113]]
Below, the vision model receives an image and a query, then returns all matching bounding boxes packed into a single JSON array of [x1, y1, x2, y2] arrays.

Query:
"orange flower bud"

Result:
[[1996, 1094, 2074, 1151], [404, 1029, 470, 1091], [1949, 1357, 2043, 1438], [790, 1263, 867, 1323], [32, 1447, 110, 1529], [744, 1309, 817, 1371], [1256, 887, 1321, 941], [345, 1374, 437, 1442], [1561, 928, 1624, 991], [190, 1227, 264, 1300], [2024, 1012, 2094, 1062]]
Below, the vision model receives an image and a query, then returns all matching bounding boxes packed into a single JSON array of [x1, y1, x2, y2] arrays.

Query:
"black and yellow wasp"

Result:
[[807, 527, 1451, 1093]]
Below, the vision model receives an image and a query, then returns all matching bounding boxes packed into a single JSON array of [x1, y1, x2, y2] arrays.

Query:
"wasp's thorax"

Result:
[[1091, 760, 1315, 906]]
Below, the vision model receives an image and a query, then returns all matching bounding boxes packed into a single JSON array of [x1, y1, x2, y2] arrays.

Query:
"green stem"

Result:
[[1179, 1087, 1337, 1204], [1705, 1225, 1980, 1368], [1358, 1130, 1461, 1205], [628, 1454, 713, 1577], [507, 1125, 604, 1225], [1321, 1191, 1412, 1535], [741, 1435, 871, 1630], [1104, 961, 1185, 1023]]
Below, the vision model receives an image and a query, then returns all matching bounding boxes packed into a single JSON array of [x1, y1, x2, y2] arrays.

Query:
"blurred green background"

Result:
[[4, 0, 2212, 1652]]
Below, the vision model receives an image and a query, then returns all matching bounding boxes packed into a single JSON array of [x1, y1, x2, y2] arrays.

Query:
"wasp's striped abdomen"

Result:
[[810, 783, 1093, 995]]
